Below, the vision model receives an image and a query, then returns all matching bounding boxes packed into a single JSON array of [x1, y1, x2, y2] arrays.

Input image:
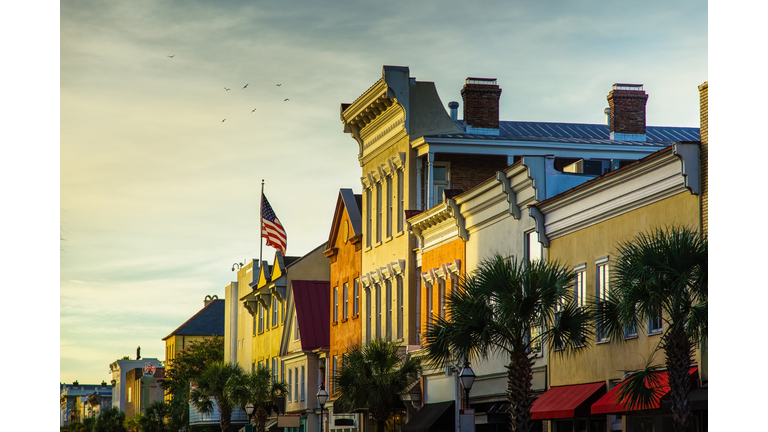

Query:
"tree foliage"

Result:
[[596, 226, 707, 432], [334, 338, 421, 432], [227, 365, 290, 432], [424, 254, 593, 432], [161, 337, 224, 431], [190, 361, 244, 432], [92, 407, 127, 432]]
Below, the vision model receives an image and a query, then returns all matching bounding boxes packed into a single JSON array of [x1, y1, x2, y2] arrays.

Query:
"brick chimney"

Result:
[[461, 78, 501, 135], [607, 83, 648, 141]]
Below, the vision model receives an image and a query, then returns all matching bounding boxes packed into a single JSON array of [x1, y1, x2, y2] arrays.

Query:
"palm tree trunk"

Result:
[[220, 406, 232, 432], [506, 350, 534, 432], [663, 326, 694, 432], [377, 419, 386, 432], [256, 405, 269, 432]]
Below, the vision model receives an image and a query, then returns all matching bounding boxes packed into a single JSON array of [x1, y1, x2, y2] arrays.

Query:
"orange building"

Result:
[[323, 189, 364, 432]]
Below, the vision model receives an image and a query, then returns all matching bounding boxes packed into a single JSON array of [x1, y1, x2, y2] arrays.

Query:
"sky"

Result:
[[55, 0, 713, 385], [18, 0, 768, 426]]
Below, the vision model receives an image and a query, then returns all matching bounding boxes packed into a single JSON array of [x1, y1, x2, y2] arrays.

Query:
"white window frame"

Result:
[[376, 183, 382, 243], [353, 278, 360, 316], [397, 169, 404, 233], [432, 161, 450, 203], [365, 287, 372, 341], [526, 230, 542, 263], [300, 365, 305, 401], [574, 263, 587, 308], [272, 296, 279, 327], [333, 286, 339, 323], [366, 188, 372, 248], [596, 256, 610, 343], [386, 175, 393, 238], [343, 282, 349, 320], [397, 276, 404, 340]]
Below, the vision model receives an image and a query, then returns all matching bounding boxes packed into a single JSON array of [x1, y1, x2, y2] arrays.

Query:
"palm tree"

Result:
[[334, 338, 421, 432], [93, 406, 127, 432], [144, 401, 170, 432], [424, 254, 593, 432], [228, 365, 290, 432], [596, 226, 707, 432], [190, 361, 245, 432]]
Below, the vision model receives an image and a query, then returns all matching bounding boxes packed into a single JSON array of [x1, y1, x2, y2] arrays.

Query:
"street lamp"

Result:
[[458, 365, 475, 409], [245, 403, 255, 432], [316, 384, 329, 432]]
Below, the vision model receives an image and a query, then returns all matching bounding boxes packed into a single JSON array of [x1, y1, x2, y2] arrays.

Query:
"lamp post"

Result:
[[316, 384, 329, 432], [245, 403, 255, 432], [458, 365, 475, 409]]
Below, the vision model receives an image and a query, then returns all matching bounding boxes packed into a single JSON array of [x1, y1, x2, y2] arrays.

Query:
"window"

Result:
[[294, 367, 298, 401], [415, 272, 421, 343], [258, 303, 265, 333], [375, 284, 382, 338], [574, 264, 587, 308], [366, 288, 372, 341], [527, 231, 542, 263], [426, 282, 433, 333], [127, 387, 131, 403], [376, 184, 382, 243], [386, 175, 393, 238], [343, 283, 349, 320], [272, 358, 278, 381], [288, 369, 292, 402], [366, 189, 372, 248], [353, 278, 360, 316], [529, 321, 542, 355], [386, 279, 392, 340], [272, 297, 279, 327], [439, 279, 446, 319], [332, 356, 338, 394], [397, 276, 404, 339], [333, 287, 339, 323], [253, 312, 257, 336], [596, 258, 609, 342], [265, 301, 270, 331], [554, 299, 564, 350], [300, 365, 305, 401], [281, 360, 285, 382], [624, 305, 638, 339], [648, 311, 663, 334], [294, 314, 299, 341], [432, 162, 450, 204], [397, 170, 404, 232]]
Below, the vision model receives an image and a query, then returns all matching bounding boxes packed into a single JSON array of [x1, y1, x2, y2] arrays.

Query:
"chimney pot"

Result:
[[448, 101, 459, 122]]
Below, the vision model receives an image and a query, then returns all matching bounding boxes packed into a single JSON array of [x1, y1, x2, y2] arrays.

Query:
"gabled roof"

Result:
[[292, 280, 330, 351], [162, 299, 224, 340], [426, 120, 699, 146], [326, 188, 363, 252]]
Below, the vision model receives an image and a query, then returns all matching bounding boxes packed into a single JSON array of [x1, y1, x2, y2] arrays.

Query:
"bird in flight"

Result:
[[167, 55, 175, 58], [224, 87, 230, 91], [243, 84, 249, 89], [222, 119, 226, 122], [284, 98, 289, 102], [251, 108, 257, 112], [276, 84, 281, 86]]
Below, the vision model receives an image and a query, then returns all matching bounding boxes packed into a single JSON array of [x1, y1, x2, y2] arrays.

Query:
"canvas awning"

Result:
[[530, 382, 605, 420], [591, 367, 698, 415]]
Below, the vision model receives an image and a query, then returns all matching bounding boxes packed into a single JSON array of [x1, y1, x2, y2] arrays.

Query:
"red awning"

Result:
[[531, 382, 606, 420], [591, 367, 698, 415]]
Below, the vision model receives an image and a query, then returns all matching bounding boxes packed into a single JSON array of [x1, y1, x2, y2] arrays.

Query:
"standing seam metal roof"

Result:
[[163, 299, 225, 340]]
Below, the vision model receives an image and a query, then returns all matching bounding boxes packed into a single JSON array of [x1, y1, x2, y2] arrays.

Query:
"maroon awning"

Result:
[[530, 382, 606, 420], [591, 367, 698, 415]]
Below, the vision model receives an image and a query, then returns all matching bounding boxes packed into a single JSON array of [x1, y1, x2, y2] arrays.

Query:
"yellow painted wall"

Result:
[[547, 191, 700, 386]]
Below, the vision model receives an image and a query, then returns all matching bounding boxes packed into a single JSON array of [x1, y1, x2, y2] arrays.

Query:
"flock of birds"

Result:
[[167, 54, 288, 123]]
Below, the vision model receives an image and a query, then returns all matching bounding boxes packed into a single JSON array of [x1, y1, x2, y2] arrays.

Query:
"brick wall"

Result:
[[607, 89, 648, 135], [698, 82, 708, 237], [436, 153, 508, 192], [461, 83, 502, 129]]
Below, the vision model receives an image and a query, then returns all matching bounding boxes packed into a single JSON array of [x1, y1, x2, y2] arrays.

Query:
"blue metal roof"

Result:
[[426, 121, 699, 146]]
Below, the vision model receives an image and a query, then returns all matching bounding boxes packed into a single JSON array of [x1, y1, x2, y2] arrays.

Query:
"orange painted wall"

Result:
[[420, 238, 465, 335], [327, 207, 363, 398]]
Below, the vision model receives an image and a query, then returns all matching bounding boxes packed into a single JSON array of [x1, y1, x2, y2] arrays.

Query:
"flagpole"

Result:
[[259, 179, 264, 269]]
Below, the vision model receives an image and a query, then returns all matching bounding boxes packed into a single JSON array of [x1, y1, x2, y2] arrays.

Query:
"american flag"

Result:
[[261, 193, 287, 254]]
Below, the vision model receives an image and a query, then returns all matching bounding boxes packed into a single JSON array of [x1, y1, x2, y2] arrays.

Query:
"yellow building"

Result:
[[163, 295, 224, 366], [530, 143, 704, 432]]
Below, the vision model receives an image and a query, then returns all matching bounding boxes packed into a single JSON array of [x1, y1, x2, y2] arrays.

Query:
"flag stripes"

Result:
[[261, 193, 287, 254]]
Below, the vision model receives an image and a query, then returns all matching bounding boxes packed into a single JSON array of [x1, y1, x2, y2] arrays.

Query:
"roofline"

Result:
[[162, 299, 224, 341], [285, 242, 327, 270], [531, 142, 699, 209]]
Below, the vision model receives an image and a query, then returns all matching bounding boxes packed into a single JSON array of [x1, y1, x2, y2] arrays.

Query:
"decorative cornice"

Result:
[[446, 259, 461, 275], [446, 199, 468, 242], [391, 259, 406, 276], [434, 266, 446, 280], [381, 265, 392, 280], [421, 271, 434, 286], [361, 274, 371, 288], [528, 206, 549, 248], [496, 171, 521, 219]]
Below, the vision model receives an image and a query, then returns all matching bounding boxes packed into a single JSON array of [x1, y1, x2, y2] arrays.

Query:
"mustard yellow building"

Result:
[[530, 143, 704, 432], [163, 295, 224, 366]]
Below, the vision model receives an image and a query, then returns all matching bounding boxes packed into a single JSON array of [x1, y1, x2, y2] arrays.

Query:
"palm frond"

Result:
[[616, 363, 667, 411]]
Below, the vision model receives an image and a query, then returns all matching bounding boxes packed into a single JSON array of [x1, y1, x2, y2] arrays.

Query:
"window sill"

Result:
[[332, 321, 338, 326], [352, 314, 360, 320], [596, 338, 611, 345], [648, 330, 663, 336], [375, 241, 383, 247], [623, 334, 638, 340], [384, 236, 394, 243], [395, 231, 405, 238], [341, 318, 349, 323]]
